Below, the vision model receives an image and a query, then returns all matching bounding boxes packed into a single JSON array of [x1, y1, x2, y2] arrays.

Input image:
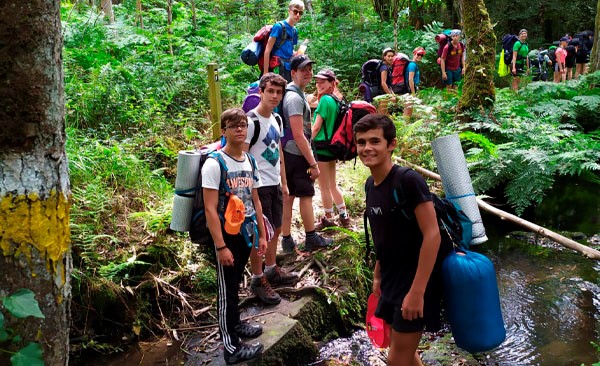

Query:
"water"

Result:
[[320, 213, 600, 366]]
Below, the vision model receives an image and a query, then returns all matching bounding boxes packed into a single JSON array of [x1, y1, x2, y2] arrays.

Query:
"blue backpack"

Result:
[[363, 166, 473, 262]]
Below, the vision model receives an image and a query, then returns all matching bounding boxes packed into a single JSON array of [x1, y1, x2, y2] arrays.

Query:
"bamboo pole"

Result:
[[397, 158, 600, 260], [207, 63, 222, 141]]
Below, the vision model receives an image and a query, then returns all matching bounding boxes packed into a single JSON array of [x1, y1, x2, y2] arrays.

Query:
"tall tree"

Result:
[[591, 0, 600, 72], [101, 0, 114, 23], [0, 1, 71, 365], [458, 0, 496, 110]]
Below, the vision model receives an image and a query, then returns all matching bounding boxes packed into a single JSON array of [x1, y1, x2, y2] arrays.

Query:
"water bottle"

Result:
[[297, 39, 308, 55]]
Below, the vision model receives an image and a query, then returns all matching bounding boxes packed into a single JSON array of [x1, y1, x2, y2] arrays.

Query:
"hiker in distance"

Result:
[[356, 114, 444, 366], [440, 29, 465, 92], [280, 55, 333, 252], [203, 108, 267, 364], [311, 69, 350, 229], [511, 29, 529, 91], [262, 0, 304, 82], [380, 47, 396, 96], [244, 73, 300, 306], [404, 47, 426, 117]]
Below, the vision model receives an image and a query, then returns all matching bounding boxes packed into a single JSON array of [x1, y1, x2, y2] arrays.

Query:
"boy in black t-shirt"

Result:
[[354, 114, 443, 365]]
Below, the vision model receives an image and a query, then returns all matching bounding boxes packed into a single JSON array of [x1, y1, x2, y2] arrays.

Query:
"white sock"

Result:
[[264, 264, 276, 274]]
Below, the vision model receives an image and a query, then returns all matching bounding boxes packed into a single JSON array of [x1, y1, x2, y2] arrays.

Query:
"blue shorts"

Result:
[[443, 68, 462, 85]]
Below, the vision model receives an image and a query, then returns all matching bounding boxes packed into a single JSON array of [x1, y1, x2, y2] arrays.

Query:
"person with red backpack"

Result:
[[262, 0, 303, 82], [310, 69, 350, 229], [440, 29, 465, 92]]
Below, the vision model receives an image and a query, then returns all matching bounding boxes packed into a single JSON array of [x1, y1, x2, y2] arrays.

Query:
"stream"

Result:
[[319, 176, 600, 366]]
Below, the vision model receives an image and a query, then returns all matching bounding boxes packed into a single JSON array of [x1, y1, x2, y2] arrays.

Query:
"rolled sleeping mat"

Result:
[[431, 134, 488, 245], [170, 150, 202, 232]]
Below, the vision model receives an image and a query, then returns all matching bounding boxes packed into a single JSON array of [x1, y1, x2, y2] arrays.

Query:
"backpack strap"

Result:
[[247, 110, 262, 149], [273, 21, 290, 54]]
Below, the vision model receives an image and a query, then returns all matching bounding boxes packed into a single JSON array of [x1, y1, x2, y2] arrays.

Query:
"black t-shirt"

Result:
[[365, 165, 432, 304]]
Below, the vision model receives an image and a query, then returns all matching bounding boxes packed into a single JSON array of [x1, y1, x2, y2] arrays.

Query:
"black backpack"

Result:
[[361, 59, 383, 88], [547, 47, 557, 65], [502, 34, 523, 65], [363, 167, 473, 262]]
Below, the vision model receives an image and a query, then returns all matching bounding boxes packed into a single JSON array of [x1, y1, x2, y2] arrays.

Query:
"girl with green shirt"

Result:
[[311, 69, 350, 229]]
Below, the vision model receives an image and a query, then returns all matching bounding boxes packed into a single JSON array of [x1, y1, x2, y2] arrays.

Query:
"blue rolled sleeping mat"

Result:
[[442, 249, 506, 353]]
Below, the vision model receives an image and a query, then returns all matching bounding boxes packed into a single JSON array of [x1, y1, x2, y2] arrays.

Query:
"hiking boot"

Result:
[[281, 236, 296, 253], [234, 322, 263, 339], [304, 233, 333, 251], [315, 216, 337, 231], [339, 214, 351, 228], [266, 265, 300, 287], [250, 276, 281, 305], [224, 341, 264, 364]]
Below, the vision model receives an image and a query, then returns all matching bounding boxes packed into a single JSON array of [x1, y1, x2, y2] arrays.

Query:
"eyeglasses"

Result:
[[226, 123, 248, 130], [292, 9, 304, 16], [416, 53, 425, 57]]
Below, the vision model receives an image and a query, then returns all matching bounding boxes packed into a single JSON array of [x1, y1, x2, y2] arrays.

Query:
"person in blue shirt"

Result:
[[262, 0, 303, 82], [404, 47, 425, 118]]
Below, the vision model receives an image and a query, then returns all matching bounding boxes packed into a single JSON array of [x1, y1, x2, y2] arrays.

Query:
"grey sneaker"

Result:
[[233, 322, 262, 339], [304, 233, 333, 251], [281, 236, 296, 253], [315, 216, 337, 231], [250, 276, 281, 305], [266, 265, 300, 287], [224, 341, 263, 364]]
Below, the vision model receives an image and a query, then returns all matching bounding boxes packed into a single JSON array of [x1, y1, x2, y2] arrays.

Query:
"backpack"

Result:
[[313, 94, 349, 152], [328, 100, 376, 161], [246, 110, 283, 149], [547, 46, 557, 65], [241, 83, 261, 113], [188, 149, 258, 246], [435, 31, 464, 64], [241, 21, 290, 71], [279, 84, 307, 148], [391, 53, 410, 92], [363, 166, 473, 262], [501, 34, 522, 65]]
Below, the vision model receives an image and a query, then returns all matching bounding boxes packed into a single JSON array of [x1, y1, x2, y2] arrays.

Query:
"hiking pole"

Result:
[[396, 157, 600, 260]]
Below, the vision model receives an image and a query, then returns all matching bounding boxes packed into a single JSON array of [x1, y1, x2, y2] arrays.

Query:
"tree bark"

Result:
[[101, 0, 114, 23], [458, 0, 496, 111], [136, 0, 144, 29], [0, 1, 71, 365], [591, 0, 600, 72]]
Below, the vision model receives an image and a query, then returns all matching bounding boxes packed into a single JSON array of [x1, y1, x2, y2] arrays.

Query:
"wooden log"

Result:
[[397, 158, 600, 260]]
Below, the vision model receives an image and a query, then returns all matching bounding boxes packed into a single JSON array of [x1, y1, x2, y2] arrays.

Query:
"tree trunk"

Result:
[[591, 0, 600, 72], [0, 1, 71, 365], [101, 0, 114, 23], [458, 0, 496, 110], [167, 0, 173, 55], [373, 0, 400, 22], [136, 0, 144, 29]]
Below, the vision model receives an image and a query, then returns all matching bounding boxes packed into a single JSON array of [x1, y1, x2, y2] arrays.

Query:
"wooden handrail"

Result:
[[397, 158, 600, 260]]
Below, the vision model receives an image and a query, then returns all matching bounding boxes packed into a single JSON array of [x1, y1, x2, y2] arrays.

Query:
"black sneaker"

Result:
[[304, 233, 333, 251], [266, 265, 300, 287], [281, 236, 296, 253], [250, 276, 281, 305], [224, 341, 264, 364], [234, 322, 263, 339]]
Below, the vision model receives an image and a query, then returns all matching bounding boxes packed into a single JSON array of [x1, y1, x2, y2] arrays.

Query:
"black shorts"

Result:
[[565, 56, 576, 68], [512, 64, 526, 76], [283, 151, 315, 197], [316, 153, 336, 162], [258, 185, 283, 229], [375, 295, 442, 333]]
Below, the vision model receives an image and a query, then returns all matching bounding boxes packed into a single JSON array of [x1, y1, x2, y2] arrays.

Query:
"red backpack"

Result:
[[329, 101, 377, 161], [391, 53, 410, 86]]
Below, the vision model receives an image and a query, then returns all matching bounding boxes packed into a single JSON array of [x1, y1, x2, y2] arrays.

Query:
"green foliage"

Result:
[[0, 290, 45, 366]]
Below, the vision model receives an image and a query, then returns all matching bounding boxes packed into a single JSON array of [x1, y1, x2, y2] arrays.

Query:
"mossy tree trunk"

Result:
[[458, 0, 496, 111], [591, 0, 600, 72], [0, 1, 71, 365]]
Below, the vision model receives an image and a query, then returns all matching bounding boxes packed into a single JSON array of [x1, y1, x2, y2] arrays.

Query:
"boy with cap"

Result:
[[440, 29, 466, 91], [244, 73, 300, 305], [263, 0, 304, 82], [203, 108, 267, 364], [280, 55, 333, 252]]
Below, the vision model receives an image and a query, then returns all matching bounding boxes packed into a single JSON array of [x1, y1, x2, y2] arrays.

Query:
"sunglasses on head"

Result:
[[292, 9, 304, 15]]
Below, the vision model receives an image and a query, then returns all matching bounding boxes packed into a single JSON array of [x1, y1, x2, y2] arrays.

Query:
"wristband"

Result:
[[310, 163, 318, 169], [216, 246, 227, 252]]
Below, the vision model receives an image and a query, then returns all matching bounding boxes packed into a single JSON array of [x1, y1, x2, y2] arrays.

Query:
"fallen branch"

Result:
[[397, 158, 600, 260]]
